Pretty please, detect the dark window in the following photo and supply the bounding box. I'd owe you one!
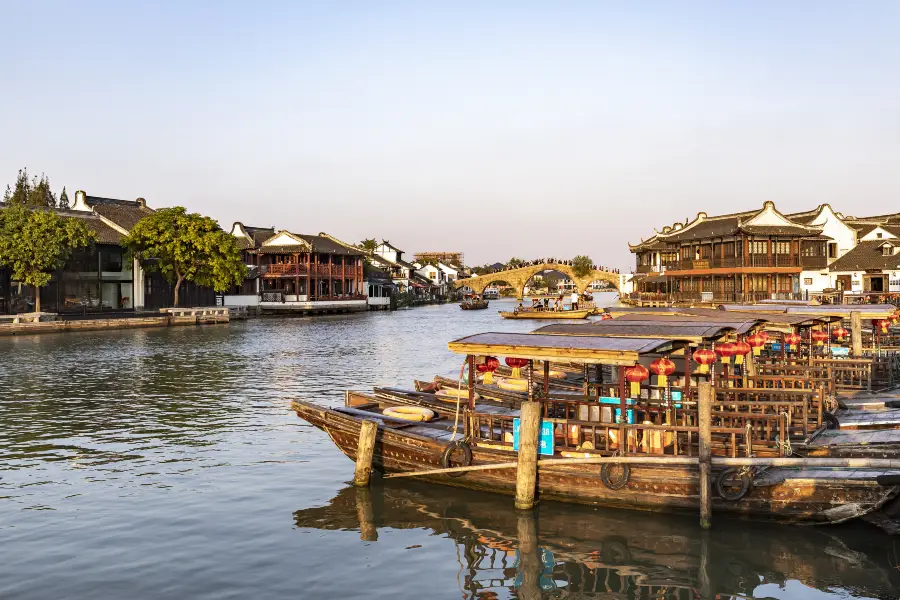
[828,243,837,258]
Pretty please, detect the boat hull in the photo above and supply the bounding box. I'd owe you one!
[293,400,899,526]
[499,309,592,320]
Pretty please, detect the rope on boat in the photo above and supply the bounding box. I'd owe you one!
[778,411,794,457]
[450,358,467,442]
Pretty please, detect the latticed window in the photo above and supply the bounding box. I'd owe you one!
[749,241,768,255]
[774,241,791,255]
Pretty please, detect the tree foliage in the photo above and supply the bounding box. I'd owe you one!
[358,238,377,254]
[0,203,97,312]
[58,187,70,209]
[571,255,594,278]
[2,168,57,208]
[507,257,525,268]
[122,207,247,307]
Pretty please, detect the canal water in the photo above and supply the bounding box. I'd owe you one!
[1,294,897,599]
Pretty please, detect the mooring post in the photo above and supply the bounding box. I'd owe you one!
[355,486,378,541]
[515,509,541,600]
[354,419,378,487]
[851,311,862,358]
[515,400,542,510]
[698,382,713,529]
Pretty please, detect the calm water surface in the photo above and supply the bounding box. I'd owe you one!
[1,295,898,600]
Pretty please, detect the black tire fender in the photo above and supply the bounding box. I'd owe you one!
[716,468,752,501]
[823,412,839,430]
[441,441,473,477]
[600,463,630,490]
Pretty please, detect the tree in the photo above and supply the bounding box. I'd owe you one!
[2,168,57,208]
[358,238,378,254]
[507,257,525,268]
[122,207,247,307]
[0,203,97,312]
[58,187,70,209]
[572,255,594,278]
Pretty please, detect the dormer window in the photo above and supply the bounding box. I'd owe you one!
[883,243,893,256]
[877,232,883,239]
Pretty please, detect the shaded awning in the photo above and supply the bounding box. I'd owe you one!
[448,333,690,366]
[532,322,737,344]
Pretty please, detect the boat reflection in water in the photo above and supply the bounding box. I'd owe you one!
[294,482,900,599]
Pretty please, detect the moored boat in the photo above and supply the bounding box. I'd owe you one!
[499,308,592,320]
[460,294,489,310]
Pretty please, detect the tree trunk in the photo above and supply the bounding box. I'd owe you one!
[174,274,184,308]
[34,285,41,313]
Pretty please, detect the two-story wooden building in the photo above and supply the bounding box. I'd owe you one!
[630,201,831,303]
[229,224,366,313]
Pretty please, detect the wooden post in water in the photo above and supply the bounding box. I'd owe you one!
[515,400,542,510]
[851,311,863,358]
[354,419,378,487]
[698,382,713,529]
[355,486,378,541]
[515,510,541,600]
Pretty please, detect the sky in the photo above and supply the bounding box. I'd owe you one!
[2,1,900,268]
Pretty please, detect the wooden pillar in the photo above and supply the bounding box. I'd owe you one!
[851,311,863,357]
[353,420,378,487]
[342,256,346,298]
[684,348,692,400]
[698,382,713,529]
[515,400,542,510]
[306,252,311,300]
[543,361,550,397]
[467,354,476,411]
[618,365,627,453]
[293,253,299,299]
[527,359,535,402]
[583,364,589,395]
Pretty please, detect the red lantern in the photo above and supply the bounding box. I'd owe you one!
[891,313,899,325]
[625,363,649,397]
[692,348,717,375]
[877,319,890,334]
[505,357,529,378]
[715,342,737,365]
[600,312,613,320]
[832,326,849,343]
[481,356,500,384]
[746,332,766,356]
[732,340,751,365]
[810,330,829,347]
[784,332,801,351]
[649,357,676,387]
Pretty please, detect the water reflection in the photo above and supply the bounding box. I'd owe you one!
[295,481,900,599]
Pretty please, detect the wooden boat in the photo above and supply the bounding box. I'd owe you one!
[293,331,900,529]
[460,294,489,310]
[499,308,592,320]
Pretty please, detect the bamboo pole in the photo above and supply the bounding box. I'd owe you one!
[383,455,900,479]
[353,419,379,487]
[698,382,713,529]
[515,400,542,510]
[851,311,863,358]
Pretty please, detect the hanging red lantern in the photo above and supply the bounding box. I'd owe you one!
[732,340,751,365]
[505,357,529,378]
[810,330,829,347]
[600,312,613,320]
[891,313,899,325]
[746,332,767,356]
[877,319,890,334]
[715,342,737,365]
[692,348,717,375]
[481,356,500,384]
[832,326,849,343]
[784,332,801,351]
[649,357,676,387]
[625,363,649,397]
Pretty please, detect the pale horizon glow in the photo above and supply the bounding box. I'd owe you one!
[2,1,899,267]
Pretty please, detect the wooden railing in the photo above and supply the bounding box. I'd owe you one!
[712,386,822,440]
[261,263,362,277]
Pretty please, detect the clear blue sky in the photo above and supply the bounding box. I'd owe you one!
[2,1,899,267]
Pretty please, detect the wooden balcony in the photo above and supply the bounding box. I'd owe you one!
[261,264,362,278]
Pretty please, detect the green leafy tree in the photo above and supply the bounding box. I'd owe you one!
[572,255,594,278]
[0,203,97,312]
[507,257,525,268]
[58,187,70,209]
[358,238,378,255]
[123,207,247,307]
[3,168,57,208]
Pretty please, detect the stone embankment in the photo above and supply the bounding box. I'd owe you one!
[0,307,231,337]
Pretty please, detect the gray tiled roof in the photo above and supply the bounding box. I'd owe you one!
[828,240,900,272]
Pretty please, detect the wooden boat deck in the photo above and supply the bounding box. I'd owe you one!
[836,408,900,429]
[809,429,900,447]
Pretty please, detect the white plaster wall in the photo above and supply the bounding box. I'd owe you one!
[809,205,858,261]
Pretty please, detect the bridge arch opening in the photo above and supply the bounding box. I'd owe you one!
[522,269,572,298]
[477,280,514,297]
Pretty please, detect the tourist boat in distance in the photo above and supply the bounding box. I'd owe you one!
[482,287,500,300]
[499,307,593,320]
[292,330,900,530]
[459,294,489,310]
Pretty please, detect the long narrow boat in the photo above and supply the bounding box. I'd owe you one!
[499,308,592,320]
[293,332,900,529]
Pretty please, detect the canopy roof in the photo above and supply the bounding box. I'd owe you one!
[719,303,896,320]
[532,322,738,343]
[610,313,761,334]
[448,333,688,366]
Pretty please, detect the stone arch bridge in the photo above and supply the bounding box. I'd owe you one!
[454,263,621,300]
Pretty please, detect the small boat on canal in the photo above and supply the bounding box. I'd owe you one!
[459,294,489,310]
[293,323,900,530]
[499,307,593,320]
